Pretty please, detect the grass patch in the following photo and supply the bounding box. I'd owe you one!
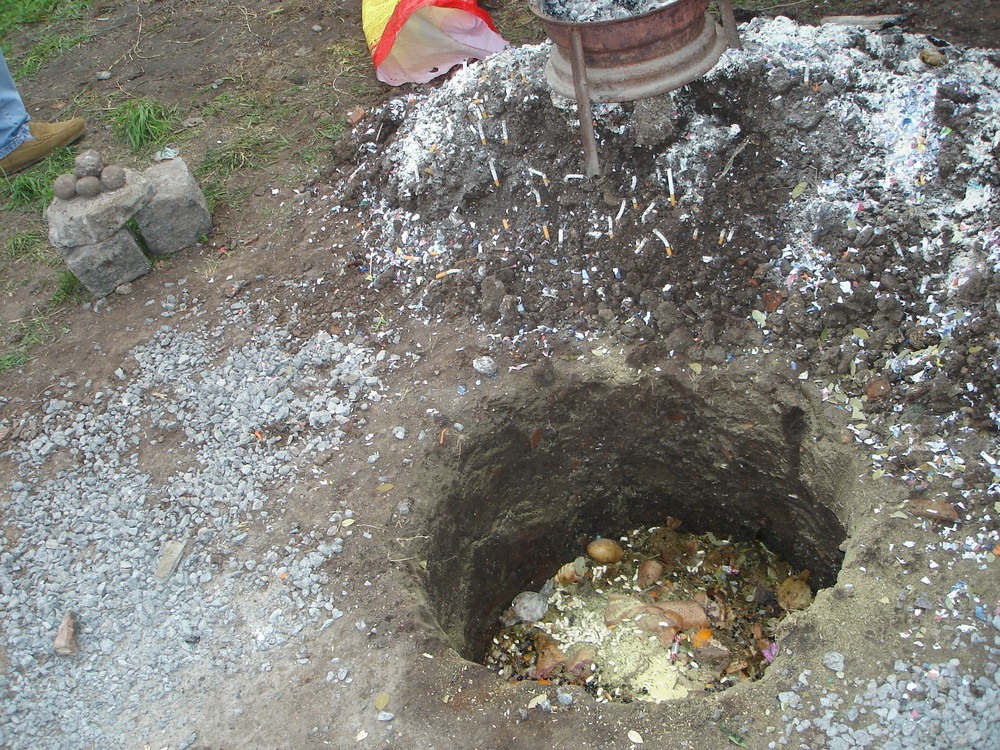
[0,0,93,40]
[202,88,297,128]
[194,130,289,209]
[4,228,47,262]
[0,313,50,377]
[48,268,83,305]
[0,146,76,210]
[111,98,179,151]
[11,32,89,79]
[0,267,86,377]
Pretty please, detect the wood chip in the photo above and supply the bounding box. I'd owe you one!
[907,499,959,523]
[53,611,78,655]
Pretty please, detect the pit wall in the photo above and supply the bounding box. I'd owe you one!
[417,352,873,660]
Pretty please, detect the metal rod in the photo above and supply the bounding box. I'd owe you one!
[718,0,742,50]
[567,27,600,179]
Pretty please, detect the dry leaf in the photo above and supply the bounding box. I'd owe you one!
[376,483,394,492]
[341,518,356,527]
[374,693,389,711]
[628,729,644,744]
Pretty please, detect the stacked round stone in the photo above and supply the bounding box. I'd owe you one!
[53,150,127,200]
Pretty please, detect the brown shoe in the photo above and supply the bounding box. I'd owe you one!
[0,117,86,176]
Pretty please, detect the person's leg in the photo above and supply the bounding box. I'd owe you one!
[0,50,32,160]
[0,49,85,175]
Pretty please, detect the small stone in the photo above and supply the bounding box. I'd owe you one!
[115,282,133,295]
[311,24,323,32]
[100,165,126,191]
[74,149,104,178]
[823,651,846,673]
[392,426,406,440]
[512,591,549,623]
[346,107,366,127]
[153,539,186,581]
[473,355,498,376]
[76,175,102,198]
[919,47,947,67]
[53,173,78,200]
[864,376,890,401]
[96,70,111,80]
[376,711,394,722]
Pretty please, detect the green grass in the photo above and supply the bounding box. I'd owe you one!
[0,313,49,377]
[0,0,93,40]
[0,146,76,210]
[111,98,179,151]
[11,32,89,78]
[49,268,83,305]
[2,227,55,265]
[194,130,287,211]
[0,267,87,376]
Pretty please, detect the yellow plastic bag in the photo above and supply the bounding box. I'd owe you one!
[363,0,507,85]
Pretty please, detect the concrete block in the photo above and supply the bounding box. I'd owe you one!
[61,229,151,297]
[46,169,153,249]
[133,158,212,257]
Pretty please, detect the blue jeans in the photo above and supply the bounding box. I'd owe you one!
[0,50,31,160]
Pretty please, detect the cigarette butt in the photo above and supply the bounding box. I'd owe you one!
[435,271,449,279]
[670,193,677,207]
[666,244,672,258]
[542,225,550,240]
[493,178,501,187]
[502,218,510,230]
[719,230,726,245]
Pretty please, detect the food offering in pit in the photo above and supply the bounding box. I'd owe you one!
[486,517,815,703]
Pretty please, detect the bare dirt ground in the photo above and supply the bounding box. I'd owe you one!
[0,2,996,398]
[1,1,998,749]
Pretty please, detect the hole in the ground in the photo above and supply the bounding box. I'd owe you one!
[420,368,853,691]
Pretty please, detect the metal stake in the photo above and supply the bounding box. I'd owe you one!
[718,0,742,50]
[567,27,600,178]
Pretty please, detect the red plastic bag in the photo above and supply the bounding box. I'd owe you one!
[363,0,508,85]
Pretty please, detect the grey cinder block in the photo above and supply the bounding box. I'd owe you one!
[46,169,153,249]
[133,158,212,257]
[60,228,152,298]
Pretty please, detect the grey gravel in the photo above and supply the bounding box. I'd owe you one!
[0,301,386,748]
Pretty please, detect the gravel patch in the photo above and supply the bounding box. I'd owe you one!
[0,287,386,748]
